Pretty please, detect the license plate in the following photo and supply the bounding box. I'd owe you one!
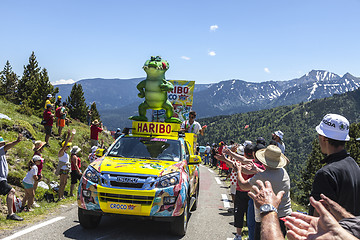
[107,202,141,213]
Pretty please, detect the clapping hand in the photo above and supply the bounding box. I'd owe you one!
[248,180,284,209]
[285,197,356,240]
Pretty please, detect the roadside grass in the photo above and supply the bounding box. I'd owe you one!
[0,98,114,228]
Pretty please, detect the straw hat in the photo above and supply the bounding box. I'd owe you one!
[92,119,99,125]
[33,141,46,151]
[70,146,81,154]
[255,145,289,169]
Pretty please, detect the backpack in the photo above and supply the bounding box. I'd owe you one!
[55,107,62,118]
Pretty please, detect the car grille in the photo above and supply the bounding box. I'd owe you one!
[99,192,154,205]
[100,172,158,190]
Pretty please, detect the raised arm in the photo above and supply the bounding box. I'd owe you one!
[58,129,75,157]
[223,147,252,164]
[4,133,23,152]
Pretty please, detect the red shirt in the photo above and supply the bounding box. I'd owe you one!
[90,125,103,140]
[43,109,53,126]
[71,155,81,171]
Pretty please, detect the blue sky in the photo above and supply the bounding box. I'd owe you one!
[1,0,360,84]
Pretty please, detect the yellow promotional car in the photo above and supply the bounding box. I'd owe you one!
[77,121,201,236]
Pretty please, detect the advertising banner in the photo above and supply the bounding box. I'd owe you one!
[152,80,195,122]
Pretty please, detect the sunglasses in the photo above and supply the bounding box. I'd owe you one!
[189,115,196,119]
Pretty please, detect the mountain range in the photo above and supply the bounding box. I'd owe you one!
[55,70,360,129]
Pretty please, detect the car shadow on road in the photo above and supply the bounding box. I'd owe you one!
[63,215,187,240]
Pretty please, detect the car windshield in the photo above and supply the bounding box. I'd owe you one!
[108,137,181,161]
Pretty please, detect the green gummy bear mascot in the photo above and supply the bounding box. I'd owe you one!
[129,56,181,123]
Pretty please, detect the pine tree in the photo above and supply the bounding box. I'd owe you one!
[29,68,58,110]
[90,102,101,122]
[67,83,88,122]
[296,138,325,206]
[18,52,41,104]
[0,60,18,103]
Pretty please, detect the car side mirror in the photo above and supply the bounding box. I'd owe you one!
[95,148,105,157]
[188,155,201,165]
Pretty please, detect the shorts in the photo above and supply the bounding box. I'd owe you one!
[230,184,236,195]
[58,118,65,128]
[0,180,12,195]
[23,181,34,189]
[234,190,250,228]
[90,139,98,147]
[44,125,52,135]
[71,171,82,184]
[59,169,70,175]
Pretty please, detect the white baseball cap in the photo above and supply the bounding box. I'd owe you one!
[316,114,350,141]
[274,130,284,140]
[47,94,52,98]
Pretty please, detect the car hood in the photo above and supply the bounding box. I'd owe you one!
[91,156,183,176]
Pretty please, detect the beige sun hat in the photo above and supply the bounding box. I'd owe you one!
[255,145,289,169]
[92,119,99,125]
[33,140,46,151]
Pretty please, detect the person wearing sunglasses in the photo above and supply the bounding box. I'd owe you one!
[180,111,206,136]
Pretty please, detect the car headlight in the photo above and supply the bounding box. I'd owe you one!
[157,172,180,188]
[84,166,100,184]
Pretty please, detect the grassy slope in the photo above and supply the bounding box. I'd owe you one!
[0,98,114,229]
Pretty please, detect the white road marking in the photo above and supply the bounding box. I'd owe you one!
[2,216,65,240]
[221,194,231,208]
[215,177,222,185]
[208,168,214,173]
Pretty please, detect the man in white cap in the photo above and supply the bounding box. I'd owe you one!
[311,114,360,216]
[272,130,285,153]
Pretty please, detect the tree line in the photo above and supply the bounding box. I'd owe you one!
[0,52,101,123]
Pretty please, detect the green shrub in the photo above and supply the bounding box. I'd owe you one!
[16,105,34,116]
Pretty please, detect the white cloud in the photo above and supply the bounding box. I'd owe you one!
[52,79,75,85]
[264,68,270,73]
[210,25,219,31]
[208,51,216,56]
[181,56,191,60]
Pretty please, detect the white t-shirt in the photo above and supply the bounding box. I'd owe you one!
[59,152,70,170]
[205,146,211,154]
[249,168,292,222]
[181,120,201,134]
[23,165,38,185]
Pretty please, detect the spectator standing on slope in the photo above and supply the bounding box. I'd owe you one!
[69,146,82,196]
[43,104,54,146]
[310,113,360,216]
[44,94,53,110]
[90,120,103,147]
[56,129,75,200]
[21,155,42,212]
[32,140,46,208]
[54,95,62,109]
[0,134,23,221]
[57,102,68,136]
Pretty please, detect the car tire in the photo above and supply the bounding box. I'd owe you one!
[171,198,189,236]
[190,182,199,211]
[78,207,102,229]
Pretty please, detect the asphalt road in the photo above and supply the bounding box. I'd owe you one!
[1,165,236,240]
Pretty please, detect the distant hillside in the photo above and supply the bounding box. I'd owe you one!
[55,70,360,130]
[197,87,360,194]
